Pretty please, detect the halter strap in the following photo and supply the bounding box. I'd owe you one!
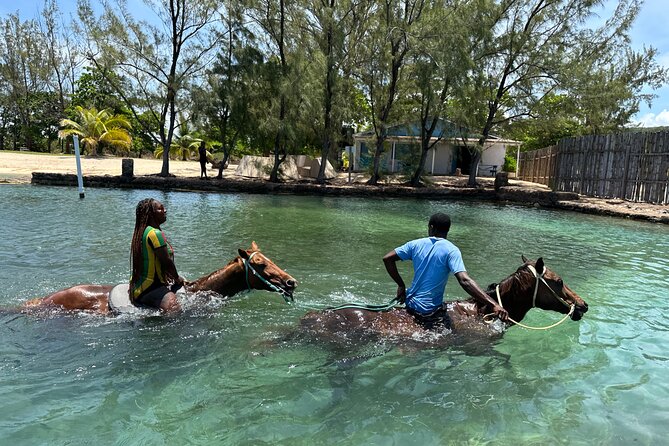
[491,264,574,330]
[243,252,293,303]
[525,264,573,309]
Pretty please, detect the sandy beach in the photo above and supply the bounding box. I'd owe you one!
[0,151,218,182]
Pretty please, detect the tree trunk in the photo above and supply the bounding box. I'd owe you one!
[410,142,430,187]
[367,136,384,185]
[467,149,482,186]
[317,9,336,185]
[160,140,171,176]
[270,0,287,183]
[217,151,230,179]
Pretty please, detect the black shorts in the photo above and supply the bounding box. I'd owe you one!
[407,304,452,330]
[134,284,170,309]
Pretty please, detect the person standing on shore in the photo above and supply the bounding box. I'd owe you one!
[383,212,508,330]
[198,141,208,179]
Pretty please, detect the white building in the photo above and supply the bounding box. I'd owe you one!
[351,119,519,176]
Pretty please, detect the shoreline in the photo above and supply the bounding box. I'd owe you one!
[1,151,667,224]
[30,172,669,224]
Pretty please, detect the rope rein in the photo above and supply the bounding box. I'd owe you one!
[243,252,293,303]
[324,297,404,312]
[487,264,575,331]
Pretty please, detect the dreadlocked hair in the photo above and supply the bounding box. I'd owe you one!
[130,198,157,285]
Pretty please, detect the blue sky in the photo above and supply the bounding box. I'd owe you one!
[2,0,669,126]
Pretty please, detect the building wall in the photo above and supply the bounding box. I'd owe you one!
[353,139,507,176]
[430,143,454,175]
[480,143,506,167]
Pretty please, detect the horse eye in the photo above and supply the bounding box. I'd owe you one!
[558,279,564,287]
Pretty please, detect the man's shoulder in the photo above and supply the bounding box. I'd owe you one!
[433,237,461,253]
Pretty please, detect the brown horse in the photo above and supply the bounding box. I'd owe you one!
[20,242,297,315]
[299,257,587,343]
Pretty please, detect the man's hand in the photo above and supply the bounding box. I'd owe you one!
[396,285,406,304]
[383,250,406,304]
[493,304,508,322]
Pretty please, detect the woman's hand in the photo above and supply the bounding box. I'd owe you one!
[170,276,186,293]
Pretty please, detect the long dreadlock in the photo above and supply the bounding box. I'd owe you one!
[130,198,157,285]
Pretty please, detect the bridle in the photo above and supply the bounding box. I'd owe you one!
[243,252,293,303]
[491,264,575,330]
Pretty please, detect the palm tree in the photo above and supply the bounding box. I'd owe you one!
[154,133,202,161]
[59,106,132,156]
[153,117,206,160]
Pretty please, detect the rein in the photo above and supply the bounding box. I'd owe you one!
[324,297,404,312]
[243,252,293,303]
[490,264,574,330]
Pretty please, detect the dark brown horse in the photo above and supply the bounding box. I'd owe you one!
[20,242,297,315]
[299,257,587,343]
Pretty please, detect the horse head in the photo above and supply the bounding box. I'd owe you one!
[238,241,298,301]
[517,255,588,321]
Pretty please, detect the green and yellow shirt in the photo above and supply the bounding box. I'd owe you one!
[130,226,174,301]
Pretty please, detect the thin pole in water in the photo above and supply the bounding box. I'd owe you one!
[73,135,85,199]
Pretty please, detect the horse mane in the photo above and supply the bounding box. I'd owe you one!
[485,264,535,304]
[189,255,243,286]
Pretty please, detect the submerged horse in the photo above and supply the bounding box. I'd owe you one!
[299,257,587,343]
[20,242,297,315]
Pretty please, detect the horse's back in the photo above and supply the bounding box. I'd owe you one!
[22,284,113,314]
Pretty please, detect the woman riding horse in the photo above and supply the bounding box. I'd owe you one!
[129,198,184,313]
[21,242,297,315]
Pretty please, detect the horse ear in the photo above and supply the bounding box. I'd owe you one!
[251,241,259,251]
[521,255,529,263]
[238,248,249,260]
[536,257,545,275]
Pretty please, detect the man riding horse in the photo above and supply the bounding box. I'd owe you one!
[383,213,508,331]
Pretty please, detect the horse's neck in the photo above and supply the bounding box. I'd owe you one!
[485,271,535,322]
[187,260,247,297]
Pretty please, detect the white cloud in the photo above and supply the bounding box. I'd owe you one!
[635,110,669,127]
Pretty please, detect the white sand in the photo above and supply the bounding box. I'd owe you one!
[0,151,225,183]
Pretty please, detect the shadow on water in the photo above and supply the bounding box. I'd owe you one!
[254,321,515,421]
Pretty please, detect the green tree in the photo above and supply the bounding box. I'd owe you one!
[247,0,305,182]
[38,0,80,115]
[192,1,257,179]
[58,106,132,155]
[504,93,585,151]
[301,0,371,183]
[0,13,49,150]
[405,0,474,186]
[154,117,202,160]
[356,0,426,185]
[457,0,667,186]
[70,67,127,113]
[562,1,667,134]
[79,0,221,176]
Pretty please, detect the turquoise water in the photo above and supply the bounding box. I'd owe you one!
[1,184,668,445]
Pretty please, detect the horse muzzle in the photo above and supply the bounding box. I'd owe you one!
[274,278,297,301]
[570,302,588,321]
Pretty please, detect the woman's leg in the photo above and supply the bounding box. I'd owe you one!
[160,292,181,313]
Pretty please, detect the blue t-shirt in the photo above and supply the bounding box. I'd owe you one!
[395,237,466,315]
